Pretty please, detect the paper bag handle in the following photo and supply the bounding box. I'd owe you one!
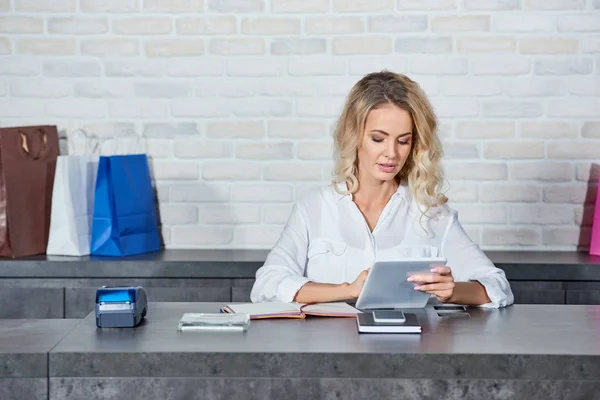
[68,128,100,155]
[19,129,47,160]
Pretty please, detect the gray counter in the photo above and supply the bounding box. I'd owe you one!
[47,302,600,400]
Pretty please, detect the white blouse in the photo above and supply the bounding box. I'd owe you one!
[251,183,514,308]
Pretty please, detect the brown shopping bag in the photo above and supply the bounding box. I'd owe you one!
[0,126,59,257]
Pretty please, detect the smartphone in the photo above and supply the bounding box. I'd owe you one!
[372,310,406,323]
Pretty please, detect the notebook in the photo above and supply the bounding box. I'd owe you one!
[221,302,360,320]
[356,312,421,334]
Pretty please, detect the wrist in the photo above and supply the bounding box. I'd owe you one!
[339,282,353,299]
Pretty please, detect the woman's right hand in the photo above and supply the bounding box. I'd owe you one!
[348,269,369,299]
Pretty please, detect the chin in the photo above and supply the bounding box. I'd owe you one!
[373,170,399,182]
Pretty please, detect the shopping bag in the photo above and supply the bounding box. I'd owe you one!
[0,125,59,257]
[46,130,100,256]
[90,133,160,257]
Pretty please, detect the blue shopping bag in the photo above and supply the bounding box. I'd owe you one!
[90,154,160,256]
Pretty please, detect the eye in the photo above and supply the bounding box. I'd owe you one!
[398,140,410,145]
[371,136,384,143]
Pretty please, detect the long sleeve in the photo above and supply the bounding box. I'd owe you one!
[441,211,514,308]
[250,202,311,303]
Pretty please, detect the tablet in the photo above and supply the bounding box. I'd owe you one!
[355,258,446,310]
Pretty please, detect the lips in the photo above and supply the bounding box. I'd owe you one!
[377,163,397,173]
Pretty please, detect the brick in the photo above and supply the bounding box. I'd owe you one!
[173,227,233,246]
[473,57,530,75]
[105,59,165,77]
[48,17,108,34]
[151,161,199,180]
[196,79,258,97]
[46,100,106,118]
[235,226,283,247]
[158,205,198,225]
[135,82,191,98]
[506,79,566,97]
[315,77,357,96]
[456,122,515,139]
[525,0,584,9]
[510,205,573,225]
[236,142,293,160]
[166,59,223,77]
[297,98,343,117]
[272,0,328,12]
[306,17,363,34]
[349,56,409,75]
[0,80,6,96]
[15,0,75,11]
[0,37,8,54]
[0,0,8,11]
[369,16,427,32]
[17,38,75,55]
[0,17,43,33]
[171,99,229,118]
[233,184,293,202]
[113,18,172,35]
[81,0,137,12]
[208,0,263,12]
[82,122,136,139]
[445,162,507,180]
[210,38,264,55]
[395,37,452,53]
[581,37,600,53]
[260,79,315,96]
[232,99,292,117]
[441,77,501,96]
[297,142,333,160]
[289,57,346,76]
[521,39,577,54]
[576,163,600,182]
[333,0,393,12]
[176,17,236,35]
[198,205,261,224]
[453,205,507,224]
[582,122,600,138]
[263,205,293,224]
[432,98,479,117]
[548,99,600,117]
[207,121,264,138]
[242,18,300,35]
[544,184,596,204]
[81,39,139,56]
[484,141,544,159]
[548,142,600,159]
[535,58,593,76]
[569,77,600,96]
[271,39,326,55]
[494,15,556,32]
[264,163,322,181]
[431,16,489,32]
[0,99,44,117]
[464,0,519,9]
[520,122,577,139]
[446,182,478,202]
[145,139,173,158]
[11,79,70,98]
[543,227,590,247]
[227,58,283,76]
[482,101,543,118]
[109,100,168,118]
[333,37,391,55]
[397,0,456,9]
[143,122,200,140]
[442,142,480,159]
[480,183,540,202]
[145,39,204,57]
[457,37,516,53]
[175,140,231,158]
[410,57,467,75]
[143,0,204,12]
[170,183,230,202]
[268,121,325,138]
[511,162,573,182]
[482,228,540,246]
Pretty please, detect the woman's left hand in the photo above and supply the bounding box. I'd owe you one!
[408,266,455,303]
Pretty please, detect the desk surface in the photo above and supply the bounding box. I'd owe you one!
[47,302,600,380]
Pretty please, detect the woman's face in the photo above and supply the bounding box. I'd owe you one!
[357,103,413,185]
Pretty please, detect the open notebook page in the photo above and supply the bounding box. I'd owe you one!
[223,302,304,318]
[302,302,360,316]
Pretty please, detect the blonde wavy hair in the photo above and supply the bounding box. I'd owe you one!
[332,71,448,217]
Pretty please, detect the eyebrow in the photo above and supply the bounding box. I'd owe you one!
[370,129,412,138]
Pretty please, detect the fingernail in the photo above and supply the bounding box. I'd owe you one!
[407,277,414,282]
[430,268,436,272]
[414,286,421,290]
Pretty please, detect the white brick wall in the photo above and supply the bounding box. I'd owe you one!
[0,0,599,250]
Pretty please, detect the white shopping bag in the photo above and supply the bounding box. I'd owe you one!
[46,130,100,256]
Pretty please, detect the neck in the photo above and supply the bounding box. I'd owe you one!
[353,178,398,208]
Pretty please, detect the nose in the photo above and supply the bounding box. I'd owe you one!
[385,140,397,160]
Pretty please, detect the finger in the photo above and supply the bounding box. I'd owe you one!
[414,283,454,292]
[430,266,452,275]
[408,274,452,284]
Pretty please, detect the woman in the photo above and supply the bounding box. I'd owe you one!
[251,71,513,308]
